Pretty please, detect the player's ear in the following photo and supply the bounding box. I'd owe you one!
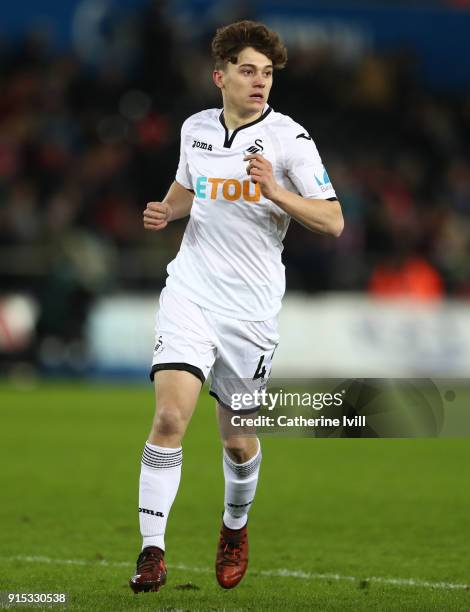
[213,70,224,90]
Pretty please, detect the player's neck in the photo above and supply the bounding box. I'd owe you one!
[222,105,264,131]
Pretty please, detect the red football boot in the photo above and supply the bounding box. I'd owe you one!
[129,546,167,593]
[215,520,249,589]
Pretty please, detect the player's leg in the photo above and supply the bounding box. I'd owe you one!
[130,287,215,593]
[211,314,279,589]
[214,404,262,588]
[130,370,202,594]
[217,405,261,529]
[139,370,202,550]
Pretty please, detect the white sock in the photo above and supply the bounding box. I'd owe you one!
[223,440,262,530]
[139,441,182,551]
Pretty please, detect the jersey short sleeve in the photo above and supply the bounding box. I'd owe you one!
[175,118,193,190]
[284,123,337,200]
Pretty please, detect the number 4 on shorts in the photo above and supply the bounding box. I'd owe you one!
[253,355,267,380]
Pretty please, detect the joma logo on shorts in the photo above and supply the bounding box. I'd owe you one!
[195,176,261,202]
[192,140,213,151]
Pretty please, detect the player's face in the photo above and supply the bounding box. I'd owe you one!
[214,47,273,118]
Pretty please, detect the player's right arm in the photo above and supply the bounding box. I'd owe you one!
[143,181,194,231]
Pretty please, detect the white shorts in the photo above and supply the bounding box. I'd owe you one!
[150,287,279,412]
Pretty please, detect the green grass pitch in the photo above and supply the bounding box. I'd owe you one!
[1,382,469,611]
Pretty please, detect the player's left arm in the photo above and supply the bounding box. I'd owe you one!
[245,154,344,237]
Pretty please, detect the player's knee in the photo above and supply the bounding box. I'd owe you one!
[223,438,254,463]
[152,405,186,438]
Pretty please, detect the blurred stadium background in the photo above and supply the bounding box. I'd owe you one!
[1,0,470,380]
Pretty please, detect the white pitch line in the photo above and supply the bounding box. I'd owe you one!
[0,556,468,592]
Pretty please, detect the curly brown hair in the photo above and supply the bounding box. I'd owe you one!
[211,20,287,70]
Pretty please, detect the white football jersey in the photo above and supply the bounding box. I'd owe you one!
[166,106,337,320]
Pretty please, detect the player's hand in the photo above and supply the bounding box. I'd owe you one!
[143,201,172,231]
[244,154,279,201]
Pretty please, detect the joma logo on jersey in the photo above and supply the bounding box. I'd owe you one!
[195,176,261,202]
[192,139,213,151]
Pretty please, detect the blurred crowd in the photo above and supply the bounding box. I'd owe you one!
[275,46,470,298]
[1,2,470,353]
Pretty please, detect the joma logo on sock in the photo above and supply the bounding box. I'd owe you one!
[227,500,253,508]
[139,507,164,517]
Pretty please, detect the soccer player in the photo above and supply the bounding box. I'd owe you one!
[129,20,343,593]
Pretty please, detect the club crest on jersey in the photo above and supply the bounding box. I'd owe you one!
[196,176,260,202]
[192,139,213,151]
[244,139,264,156]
